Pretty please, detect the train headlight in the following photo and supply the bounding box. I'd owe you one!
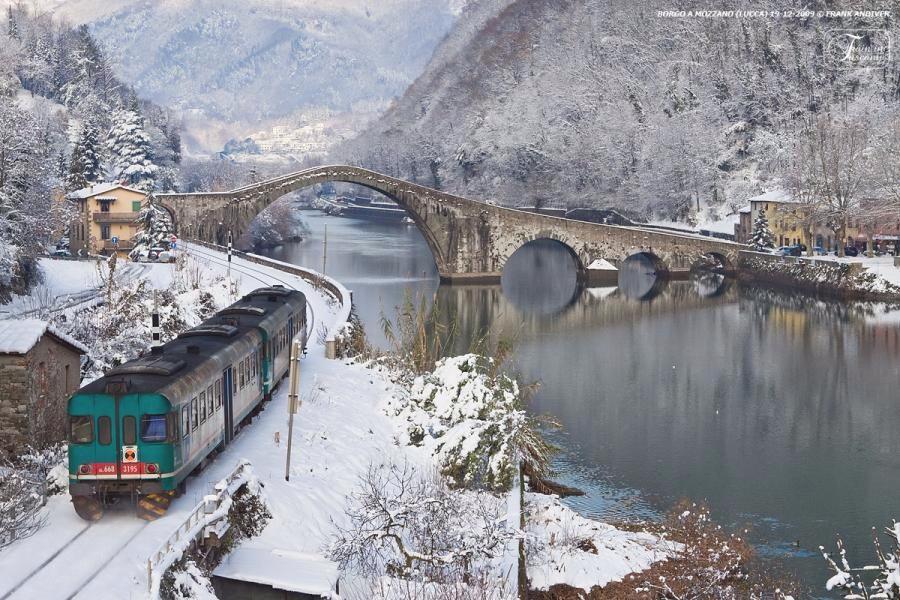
[146,464,158,474]
[78,464,91,475]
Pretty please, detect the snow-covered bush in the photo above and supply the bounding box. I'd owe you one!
[331,461,514,585]
[0,444,66,549]
[821,523,900,599]
[54,256,235,380]
[387,354,550,492]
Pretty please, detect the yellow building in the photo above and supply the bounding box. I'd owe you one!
[745,190,858,251]
[66,183,147,257]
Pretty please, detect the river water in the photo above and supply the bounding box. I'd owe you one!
[263,211,900,594]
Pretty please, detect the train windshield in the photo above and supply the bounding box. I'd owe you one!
[140,414,168,442]
[70,416,93,444]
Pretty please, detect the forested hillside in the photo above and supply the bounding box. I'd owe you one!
[33,0,466,152]
[339,0,899,225]
[0,6,181,299]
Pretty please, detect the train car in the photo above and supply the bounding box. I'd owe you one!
[67,286,307,520]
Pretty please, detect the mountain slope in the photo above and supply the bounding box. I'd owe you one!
[26,0,465,152]
[340,0,899,223]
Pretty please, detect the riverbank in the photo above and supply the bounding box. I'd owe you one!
[738,250,900,301]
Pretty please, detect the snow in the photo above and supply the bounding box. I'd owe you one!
[526,493,672,591]
[0,318,88,354]
[587,258,617,271]
[213,547,339,595]
[65,182,142,200]
[747,189,794,204]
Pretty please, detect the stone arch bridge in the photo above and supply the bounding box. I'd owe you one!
[158,165,742,283]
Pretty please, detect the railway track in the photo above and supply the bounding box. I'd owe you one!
[1,518,149,600]
[0,244,324,599]
[181,242,316,335]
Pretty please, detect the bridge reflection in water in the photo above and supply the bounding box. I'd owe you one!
[262,211,900,589]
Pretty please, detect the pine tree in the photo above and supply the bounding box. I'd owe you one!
[107,108,158,191]
[129,197,173,260]
[750,210,775,252]
[67,121,103,191]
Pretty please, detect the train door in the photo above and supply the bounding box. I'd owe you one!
[118,395,141,480]
[223,367,234,443]
[90,393,119,480]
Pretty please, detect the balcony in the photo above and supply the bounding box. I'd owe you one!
[102,240,134,251]
[93,211,139,224]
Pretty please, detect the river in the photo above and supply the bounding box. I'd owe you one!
[262,211,900,594]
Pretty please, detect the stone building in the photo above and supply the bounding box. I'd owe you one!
[66,183,148,257]
[0,319,87,456]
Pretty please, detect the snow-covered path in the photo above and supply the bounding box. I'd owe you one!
[0,244,404,600]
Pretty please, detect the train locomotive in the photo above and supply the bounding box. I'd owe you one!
[67,286,307,520]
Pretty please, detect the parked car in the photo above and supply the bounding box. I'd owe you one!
[51,247,70,257]
[776,245,803,257]
[843,246,859,257]
[813,246,827,255]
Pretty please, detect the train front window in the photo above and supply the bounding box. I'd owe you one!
[140,414,168,442]
[70,416,93,444]
[97,416,111,445]
[122,416,136,445]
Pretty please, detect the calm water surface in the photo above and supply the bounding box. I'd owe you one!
[264,211,900,595]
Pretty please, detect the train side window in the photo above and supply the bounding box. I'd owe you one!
[245,356,251,380]
[182,405,190,438]
[70,416,93,444]
[97,416,111,445]
[207,385,214,416]
[140,414,167,442]
[215,379,222,410]
[239,361,245,388]
[122,416,136,445]
[191,397,199,431]
[200,391,207,423]
[232,366,238,394]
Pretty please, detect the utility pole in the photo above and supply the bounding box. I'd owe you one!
[227,230,233,279]
[150,292,161,348]
[322,224,327,277]
[284,340,301,481]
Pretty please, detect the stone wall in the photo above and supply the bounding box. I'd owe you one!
[737,250,900,300]
[0,336,82,456]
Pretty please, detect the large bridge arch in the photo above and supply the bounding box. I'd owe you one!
[158,165,745,283]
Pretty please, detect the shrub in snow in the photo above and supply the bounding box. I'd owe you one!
[164,561,217,600]
[388,354,550,492]
[821,523,899,599]
[331,461,513,585]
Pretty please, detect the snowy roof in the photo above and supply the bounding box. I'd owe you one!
[747,189,795,204]
[739,206,751,214]
[66,182,145,200]
[213,547,338,595]
[0,319,88,355]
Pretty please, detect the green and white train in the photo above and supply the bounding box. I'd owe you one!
[67,286,307,520]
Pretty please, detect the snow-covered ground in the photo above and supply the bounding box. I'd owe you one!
[0,245,671,599]
[806,254,900,289]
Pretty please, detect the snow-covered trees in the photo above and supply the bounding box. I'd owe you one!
[750,211,774,252]
[0,445,66,550]
[388,354,551,492]
[331,461,513,589]
[107,108,158,191]
[339,1,900,224]
[130,198,173,260]
[66,120,102,191]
